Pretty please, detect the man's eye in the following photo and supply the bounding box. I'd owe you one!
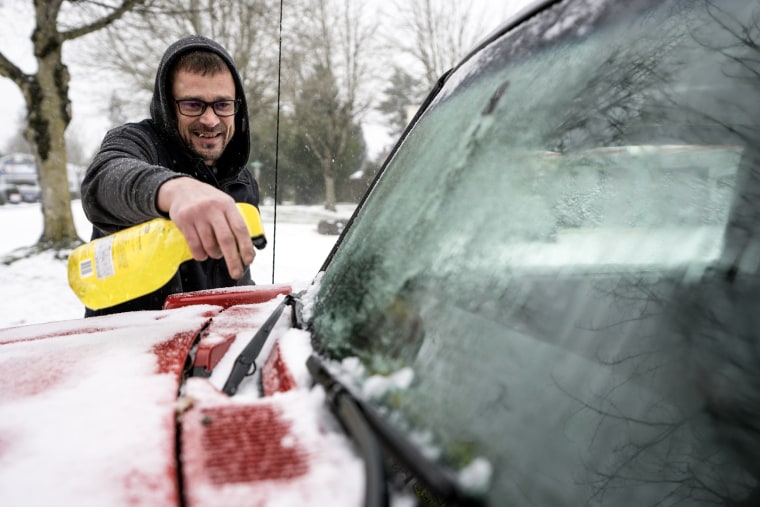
[215,102,233,113]
[183,101,203,111]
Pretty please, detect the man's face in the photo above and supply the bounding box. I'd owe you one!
[172,67,236,166]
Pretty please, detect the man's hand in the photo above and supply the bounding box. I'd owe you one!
[157,177,255,279]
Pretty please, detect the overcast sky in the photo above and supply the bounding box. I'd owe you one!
[0,0,536,158]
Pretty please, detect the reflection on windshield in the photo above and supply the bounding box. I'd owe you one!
[311,0,760,504]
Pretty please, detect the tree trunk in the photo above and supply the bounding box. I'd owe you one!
[24,46,79,248]
[0,0,152,252]
[322,159,337,211]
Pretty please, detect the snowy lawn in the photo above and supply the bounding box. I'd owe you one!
[0,200,352,328]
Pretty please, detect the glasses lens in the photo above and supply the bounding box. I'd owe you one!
[178,100,205,116]
[212,100,238,117]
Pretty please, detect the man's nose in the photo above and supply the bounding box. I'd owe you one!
[198,106,220,126]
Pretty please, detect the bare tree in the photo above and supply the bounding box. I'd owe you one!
[0,0,148,250]
[83,0,281,127]
[284,0,378,210]
[387,0,486,88]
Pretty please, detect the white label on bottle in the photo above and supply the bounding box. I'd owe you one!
[95,237,115,280]
[79,259,93,278]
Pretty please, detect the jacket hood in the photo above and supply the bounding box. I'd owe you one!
[150,35,250,173]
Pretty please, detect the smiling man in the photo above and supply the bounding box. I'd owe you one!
[80,36,260,316]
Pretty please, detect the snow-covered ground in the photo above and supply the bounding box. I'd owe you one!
[0,200,353,328]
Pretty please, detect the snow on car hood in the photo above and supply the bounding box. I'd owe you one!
[0,305,217,506]
[0,294,366,507]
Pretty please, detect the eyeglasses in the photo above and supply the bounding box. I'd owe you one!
[175,99,240,117]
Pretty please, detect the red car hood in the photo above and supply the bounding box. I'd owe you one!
[0,286,363,507]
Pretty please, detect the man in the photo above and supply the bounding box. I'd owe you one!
[81,35,259,316]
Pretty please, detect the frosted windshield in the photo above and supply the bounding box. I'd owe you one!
[311,0,760,505]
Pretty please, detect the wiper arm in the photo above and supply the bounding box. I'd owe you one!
[307,354,484,507]
[308,354,388,507]
[222,294,294,396]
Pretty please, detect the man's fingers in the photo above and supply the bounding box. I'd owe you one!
[192,220,221,259]
[173,218,208,262]
[215,227,243,279]
[217,208,255,279]
[228,208,255,265]
[164,184,256,280]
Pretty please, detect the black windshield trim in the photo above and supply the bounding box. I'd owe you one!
[307,354,484,507]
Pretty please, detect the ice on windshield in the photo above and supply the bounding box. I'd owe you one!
[310,0,760,504]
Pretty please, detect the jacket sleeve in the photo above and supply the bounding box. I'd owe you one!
[81,122,183,234]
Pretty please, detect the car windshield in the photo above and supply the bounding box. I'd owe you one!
[310,0,760,504]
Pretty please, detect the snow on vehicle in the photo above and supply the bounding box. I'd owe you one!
[3,0,760,505]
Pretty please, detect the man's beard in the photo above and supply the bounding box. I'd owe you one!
[184,125,228,164]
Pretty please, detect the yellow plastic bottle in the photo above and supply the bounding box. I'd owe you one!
[68,203,267,310]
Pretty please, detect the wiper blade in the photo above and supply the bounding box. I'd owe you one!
[306,354,484,507]
[222,294,294,396]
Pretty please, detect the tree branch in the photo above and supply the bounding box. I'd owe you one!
[0,52,30,85]
[59,0,148,42]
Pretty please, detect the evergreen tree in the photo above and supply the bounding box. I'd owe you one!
[378,67,424,137]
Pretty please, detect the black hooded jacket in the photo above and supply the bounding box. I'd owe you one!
[81,36,260,316]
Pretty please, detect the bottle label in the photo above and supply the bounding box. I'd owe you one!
[78,258,93,278]
[94,236,116,280]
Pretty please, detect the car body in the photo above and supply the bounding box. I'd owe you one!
[0,153,39,204]
[0,154,83,204]
[2,0,760,505]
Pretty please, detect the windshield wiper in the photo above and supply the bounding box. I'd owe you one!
[222,294,294,396]
[306,354,484,507]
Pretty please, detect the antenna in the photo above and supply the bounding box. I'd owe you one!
[271,0,284,284]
